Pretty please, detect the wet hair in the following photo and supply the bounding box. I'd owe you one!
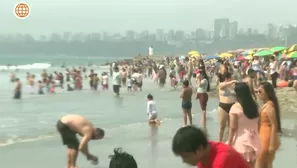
[234,82,259,119]
[147,94,153,100]
[109,148,137,168]
[172,126,208,155]
[259,82,282,133]
[95,128,105,137]
[182,80,189,87]
[200,71,210,92]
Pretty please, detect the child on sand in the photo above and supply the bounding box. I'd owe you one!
[146,94,160,123]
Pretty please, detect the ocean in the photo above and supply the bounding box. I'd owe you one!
[0,55,296,168]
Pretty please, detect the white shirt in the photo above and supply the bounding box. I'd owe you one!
[112,72,121,85]
[269,61,278,74]
[132,73,139,81]
[147,100,157,115]
[127,78,132,87]
[102,75,108,85]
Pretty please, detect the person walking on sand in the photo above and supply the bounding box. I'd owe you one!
[255,82,281,168]
[218,72,237,142]
[180,80,193,126]
[227,82,261,167]
[56,114,105,168]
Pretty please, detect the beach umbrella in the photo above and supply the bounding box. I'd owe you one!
[286,51,297,59]
[242,50,255,56]
[254,50,273,57]
[191,53,200,57]
[236,56,246,61]
[286,44,297,53]
[270,46,286,53]
[245,55,253,60]
[205,55,219,60]
[219,52,233,58]
[188,50,199,55]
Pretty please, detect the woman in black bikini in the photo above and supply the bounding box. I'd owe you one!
[218,72,237,142]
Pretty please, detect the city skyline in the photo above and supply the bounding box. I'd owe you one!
[1,19,295,43]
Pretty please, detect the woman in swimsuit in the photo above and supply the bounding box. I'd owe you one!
[218,72,237,142]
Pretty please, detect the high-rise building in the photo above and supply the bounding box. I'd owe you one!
[167,29,175,41]
[229,21,238,39]
[156,29,166,41]
[214,18,229,39]
[175,30,185,41]
[195,28,207,41]
[267,23,277,39]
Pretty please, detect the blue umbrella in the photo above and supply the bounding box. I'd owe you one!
[205,55,219,60]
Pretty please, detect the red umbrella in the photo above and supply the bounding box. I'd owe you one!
[237,56,246,61]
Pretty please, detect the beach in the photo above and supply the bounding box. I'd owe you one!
[0,56,297,167]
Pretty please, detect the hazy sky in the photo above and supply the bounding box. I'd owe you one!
[0,0,294,35]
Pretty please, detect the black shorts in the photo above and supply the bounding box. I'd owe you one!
[113,85,120,94]
[182,101,192,110]
[56,120,79,150]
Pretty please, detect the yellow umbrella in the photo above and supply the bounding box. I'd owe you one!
[188,50,199,55]
[246,55,253,60]
[286,44,297,53]
[219,52,233,58]
[191,53,200,57]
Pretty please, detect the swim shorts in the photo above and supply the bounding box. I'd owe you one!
[56,120,79,150]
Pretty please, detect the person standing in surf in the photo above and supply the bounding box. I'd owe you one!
[56,114,105,168]
[112,66,121,96]
[180,80,193,126]
[14,78,22,99]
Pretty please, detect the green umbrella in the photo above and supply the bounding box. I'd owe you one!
[270,46,286,53]
[254,50,273,57]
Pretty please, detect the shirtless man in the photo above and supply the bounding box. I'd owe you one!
[56,115,105,168]
[243,69,257,100]
[180,80,193,126]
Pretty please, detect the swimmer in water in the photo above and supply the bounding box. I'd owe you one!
[56,115,105,168]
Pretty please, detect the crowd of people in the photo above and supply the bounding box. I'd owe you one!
[8,53,296,168]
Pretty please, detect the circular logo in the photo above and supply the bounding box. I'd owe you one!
[14,2,30,19]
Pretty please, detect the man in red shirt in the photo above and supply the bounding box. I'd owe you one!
[172,126,250,168]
